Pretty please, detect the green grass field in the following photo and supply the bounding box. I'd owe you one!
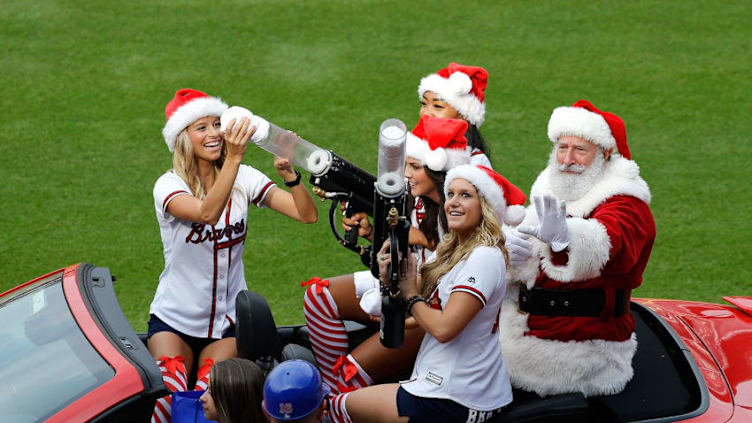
[1,1,750,330]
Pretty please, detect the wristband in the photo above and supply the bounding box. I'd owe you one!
[284,170,302,187]
[406,295,428,315]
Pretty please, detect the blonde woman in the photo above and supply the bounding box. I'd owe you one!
[328,165,522,423]
[149,89,317,423]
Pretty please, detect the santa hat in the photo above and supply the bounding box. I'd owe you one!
[444,165,527,226]
[547,99,630,160]
[418,62,488,127]
[162,88,228,152]
[406,115,471,172]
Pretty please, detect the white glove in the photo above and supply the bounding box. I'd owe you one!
[506,230,533,266]
[517,194,570,252]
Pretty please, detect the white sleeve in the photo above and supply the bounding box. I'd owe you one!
[153,171,192,221]
[449,246,505,307]
[237,165,276,208]
[469,149,493,169]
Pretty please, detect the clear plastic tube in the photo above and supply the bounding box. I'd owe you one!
[376,119,407,197]
[251,117,332,176]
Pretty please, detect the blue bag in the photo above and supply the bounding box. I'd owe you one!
[171,390,217,423]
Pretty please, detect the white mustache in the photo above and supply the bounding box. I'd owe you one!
[555,163,586,173]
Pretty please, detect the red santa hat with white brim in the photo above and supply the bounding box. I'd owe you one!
[406,115,471,172]
[418,62,488,127]
[162,88,228,152]
[547,99,631,160]
[444,164,527,226]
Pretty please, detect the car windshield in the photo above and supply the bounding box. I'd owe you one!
[0,272,115,423]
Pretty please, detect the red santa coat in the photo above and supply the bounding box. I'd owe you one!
[500,156,655,398]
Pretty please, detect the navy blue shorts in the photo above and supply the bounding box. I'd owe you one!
[147,314,236,359]
[396,386,507,423]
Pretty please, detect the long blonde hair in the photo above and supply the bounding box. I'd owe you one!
[419,195,508,298]
[171,129,226,198]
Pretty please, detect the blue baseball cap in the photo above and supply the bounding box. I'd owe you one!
[263,360,329,420]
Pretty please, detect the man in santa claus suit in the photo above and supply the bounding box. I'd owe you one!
[500,100,655,398]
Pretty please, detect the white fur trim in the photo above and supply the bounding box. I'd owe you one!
[162,96,228,152]
[547,106,616,151]
[499,299,637,397]
[406,133,470,171]
[445,165,505,223]
[531,156,651,218]
[406,132,431,163]
[425,148,448,171]
[419,74,486,127]
[448,71,472,94]
[540,218,611,282]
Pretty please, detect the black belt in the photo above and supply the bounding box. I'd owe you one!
[518,285,630,317]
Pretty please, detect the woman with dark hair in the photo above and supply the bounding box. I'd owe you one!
[302,116,471,397]
[199,358,266,423]
[418,62,494,169]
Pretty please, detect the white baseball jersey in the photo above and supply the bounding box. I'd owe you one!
[468,147,492,169]
[150,165,275,339]
[402,246,512,411]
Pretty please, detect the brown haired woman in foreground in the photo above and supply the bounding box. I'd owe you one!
[199,358,266,423]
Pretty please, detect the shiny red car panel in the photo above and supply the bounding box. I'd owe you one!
[722,296,752,317]
[45,265,145,422]
[638,297,752,422]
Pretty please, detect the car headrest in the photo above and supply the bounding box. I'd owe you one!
[235,290,282,363]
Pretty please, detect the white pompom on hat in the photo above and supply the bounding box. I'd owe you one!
[547,99,631,160]
[406,115,471,172]
[445,164,527,226]
[162,88,228,152]
[418,62,488,127]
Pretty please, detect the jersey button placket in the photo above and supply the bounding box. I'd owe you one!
[216,250,228,332]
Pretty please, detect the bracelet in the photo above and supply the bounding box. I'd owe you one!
[284,170,302,187]
[406,295,428,316]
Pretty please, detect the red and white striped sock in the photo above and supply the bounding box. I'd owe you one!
[327,392,353,423]
[194,358,214,391]
[302,277,349,394]
[151,355,188,423]
[332,354,373,394]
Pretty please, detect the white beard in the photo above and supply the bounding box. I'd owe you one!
[547,149,607,201]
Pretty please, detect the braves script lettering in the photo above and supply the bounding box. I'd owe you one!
[185,220,245,244]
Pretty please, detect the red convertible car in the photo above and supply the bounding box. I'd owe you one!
[1,263,751,422]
